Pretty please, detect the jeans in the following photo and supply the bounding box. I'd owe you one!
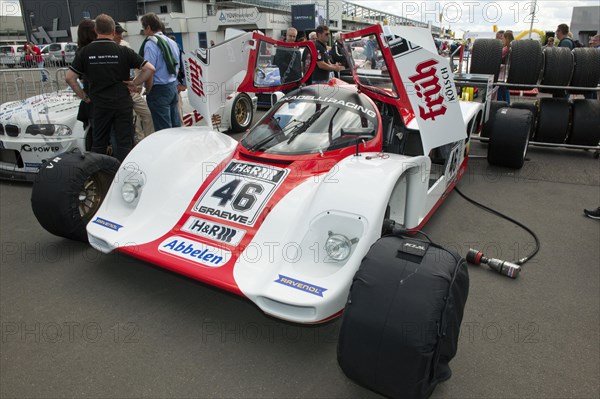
[146,81,181,132]
[497,86,511,105]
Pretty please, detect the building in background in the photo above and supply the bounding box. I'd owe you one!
[570,6,600,45]
[0,16,26,43]
[11,0,440,51]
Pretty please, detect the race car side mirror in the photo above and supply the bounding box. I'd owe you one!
[341,127,375,156]
[341,127,375,138]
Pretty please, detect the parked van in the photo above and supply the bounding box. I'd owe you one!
[48,42,77,66]
[0,44,25,68]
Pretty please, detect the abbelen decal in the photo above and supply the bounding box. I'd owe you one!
[159,236,231,267]
[182,216,246,246]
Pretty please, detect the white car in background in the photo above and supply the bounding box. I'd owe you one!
[0,88,256,181]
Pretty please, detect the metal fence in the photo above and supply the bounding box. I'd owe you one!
[0,68,70,104]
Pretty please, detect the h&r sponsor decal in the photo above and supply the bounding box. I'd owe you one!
[158,236,231,267]
[182,216,245,246]
[274,275,327,297]
[92,217,123,231]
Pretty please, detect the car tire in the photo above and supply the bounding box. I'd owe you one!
[568,100,600,146]
[230,93,254,133]
[480,100,508,138]
[540,47,573,94]
[511,101,538,138]
[569,48,600,95]
[470,39,503,82]
[535,98,570,144]
[507,40,543,89]
[487,107,533,169]
[31,150,120,242]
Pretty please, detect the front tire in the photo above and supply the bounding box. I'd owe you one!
[31,151,120,242]
[230,93,253,133]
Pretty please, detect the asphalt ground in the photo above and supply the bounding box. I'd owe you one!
[1,109,600,398]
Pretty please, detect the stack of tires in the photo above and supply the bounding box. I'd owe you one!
[483,99,600,168]
[470,38,600,93]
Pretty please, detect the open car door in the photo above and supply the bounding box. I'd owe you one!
[342,25,466,155]
[184,32,316,129]
[237,33,316,93]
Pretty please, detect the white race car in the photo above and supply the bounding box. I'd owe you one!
[0,84,256,181]
[31,26,530,323]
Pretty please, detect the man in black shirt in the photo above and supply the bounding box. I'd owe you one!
[310,25,344,84]
[66,14,155,161]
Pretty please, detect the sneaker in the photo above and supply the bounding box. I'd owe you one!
[584,207,600,220]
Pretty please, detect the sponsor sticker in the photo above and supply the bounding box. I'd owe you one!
[92,217,123,231]
[158,236,231,267]
[193,160,289,227]
[274,275,327,297]
[181,216,246,246]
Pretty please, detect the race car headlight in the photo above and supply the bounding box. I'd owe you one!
[121,182,139,203]
[25,124,72,136]
[325,232,357,262]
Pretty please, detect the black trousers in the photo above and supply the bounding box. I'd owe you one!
[91,105,134,162]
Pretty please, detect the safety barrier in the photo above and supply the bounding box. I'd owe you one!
[0,68,70,104]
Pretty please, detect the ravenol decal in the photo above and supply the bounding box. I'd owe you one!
[159,236,231,267]
[274,275,327,297]
[408,59,447,121]
[92,217,123,231]
[181,216,246,246]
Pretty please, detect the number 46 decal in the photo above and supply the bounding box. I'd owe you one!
[212,180,264,212]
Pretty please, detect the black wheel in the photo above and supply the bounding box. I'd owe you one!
[480,100,508,138]
[540,47,573,94]
[511,101,538,138]
[470,39,503,82]
[230,93,253,133]
[569,48,600,94]
[535,98,570,144]
[487,108,533,169]
[506,40,543,89]
[31,150,120,242]
[568,100,600,146]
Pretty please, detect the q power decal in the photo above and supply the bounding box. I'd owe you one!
[158,236,231,267]
[274,275,327,297]
[181,216,246,246]
[193,160,289,226]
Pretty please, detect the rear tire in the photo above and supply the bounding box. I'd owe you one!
[568,100,600,146]
[487,108,533,169]
[31,151,120,242]
[470,39,503,82]
[506,40,543,89]
[535,98,570,144]
[230,93,254,133]
[569,48,600,95]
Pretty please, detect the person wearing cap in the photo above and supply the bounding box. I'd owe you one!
[113,22,155,143]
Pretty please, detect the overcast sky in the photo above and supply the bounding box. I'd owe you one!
[1,0,598,35]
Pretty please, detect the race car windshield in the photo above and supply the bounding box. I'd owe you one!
[242,96,378,155]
